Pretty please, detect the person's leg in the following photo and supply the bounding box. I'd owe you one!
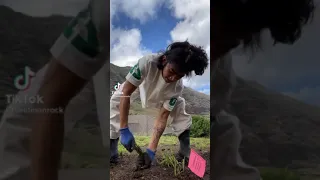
[30,1,109,179]
[109,88,140,163]
[211,110,261,180]
[169,97,192,162]
[109,94,121,164]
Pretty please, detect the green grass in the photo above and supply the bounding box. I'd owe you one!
[118,135,210,154]
[61,129,209,169]
[159,150,185,176]
[62,130,303,180]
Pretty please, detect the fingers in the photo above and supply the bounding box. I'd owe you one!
[142,153,152,169]
[135,154,145,171]
[131,138,136,147]
[135,152,152,171]
[125,145,134,152]
[126,138,135,152]
[140,163,151,169]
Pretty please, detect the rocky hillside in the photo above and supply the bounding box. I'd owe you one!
[232,78,320,170]
[1,5,320,174]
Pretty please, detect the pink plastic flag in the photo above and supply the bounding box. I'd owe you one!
[188,149,206,178]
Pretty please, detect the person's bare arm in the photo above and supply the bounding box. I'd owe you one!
[30,59,88,180]
[148,107,170,151]
[119,81,137,128]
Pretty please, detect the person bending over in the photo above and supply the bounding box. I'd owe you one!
[23,0,314,179]
[109,41,209,169]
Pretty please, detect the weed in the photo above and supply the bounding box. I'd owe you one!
[159,150,185,176]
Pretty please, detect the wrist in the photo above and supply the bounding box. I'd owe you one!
[147,145,157,152]
[146,148,156,160]
[120,123,128,129]
[147,148,156,153]
[120,127,129,134]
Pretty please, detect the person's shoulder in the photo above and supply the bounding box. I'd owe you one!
[141,53,160,62]
[171,79,184,92]
[139,53,161,68]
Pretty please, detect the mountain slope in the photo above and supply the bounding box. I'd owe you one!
[231,78,320,168]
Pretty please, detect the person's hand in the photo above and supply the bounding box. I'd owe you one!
[120,127,135,152]
[135,148,155,170]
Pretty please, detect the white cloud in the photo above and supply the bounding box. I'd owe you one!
[168,0,210,93]
[112,0,165,23]
[168,0,210,51]
[110,0,154,67]
[183,66,210,93]
[2,0,210,93]
[199,88,210,95]
[112,0,211,93]
[110,28,151,67]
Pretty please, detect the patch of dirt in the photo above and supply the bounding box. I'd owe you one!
[110,152,210,180]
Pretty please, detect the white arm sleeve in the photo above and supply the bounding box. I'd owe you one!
[125,56,149,87]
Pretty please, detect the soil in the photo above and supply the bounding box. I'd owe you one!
[110,151,210,180]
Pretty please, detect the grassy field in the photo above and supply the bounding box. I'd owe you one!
[61,129,303,180]
[61,129,209,169]
[117,135,209,154]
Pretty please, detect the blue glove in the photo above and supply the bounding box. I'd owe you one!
[136,148,156,170]
[120,127,135,152]
[146,148,155,161]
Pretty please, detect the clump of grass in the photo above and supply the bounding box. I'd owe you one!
[159,150,185,176]
[259,167,300,180]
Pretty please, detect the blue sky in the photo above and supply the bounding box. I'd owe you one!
[110,0,210,95]
[2,0,319,106]
[112,6,177,52]
[0,0,210,96]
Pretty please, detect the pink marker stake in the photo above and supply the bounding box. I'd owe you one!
[188,149,206,178]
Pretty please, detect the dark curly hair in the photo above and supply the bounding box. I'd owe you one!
[157,41,209,77]
[213,0,315,49]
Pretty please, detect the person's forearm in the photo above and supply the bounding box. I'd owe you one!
[29,59,88,180]
[148,117,167,151]
[119,96,130,128]
[30,106,65,180]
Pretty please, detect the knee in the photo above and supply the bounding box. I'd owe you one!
[172,117,192,137]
